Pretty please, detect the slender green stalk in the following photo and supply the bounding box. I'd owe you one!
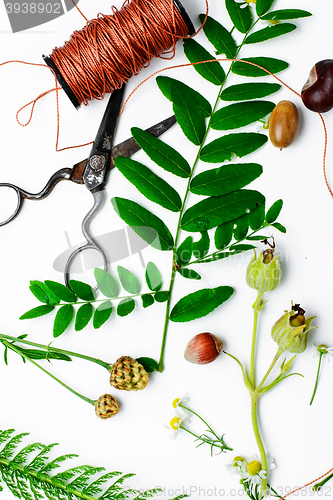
[256,347,283,393]
[313,472,333,491]
[157,18,260,372]
[0,333,111,370]
[309,352,323,405]
[250,291,264,387]
[1,340,95,406]
[251,394,267,499]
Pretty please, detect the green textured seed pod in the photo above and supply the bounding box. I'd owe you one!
[95,394,119,419]
[246,250,281,292]
[110,356,149,391]
[271,310,316,354]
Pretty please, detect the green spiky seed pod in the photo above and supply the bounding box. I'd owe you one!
[95,394,119,419]
[271,305,316,354]
[110,356,149,391]
[246,249,280,292]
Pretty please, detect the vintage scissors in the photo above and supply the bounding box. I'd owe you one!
[0,84,176,286]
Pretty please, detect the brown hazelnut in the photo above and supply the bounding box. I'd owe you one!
[184,332,223,365]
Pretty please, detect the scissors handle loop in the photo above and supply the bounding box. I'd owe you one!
[0,168,73,227]
[64,189,108,288]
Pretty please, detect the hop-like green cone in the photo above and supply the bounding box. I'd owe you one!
[110,356,149,391]
[246,249,281,292]
[271,307,316,354]
[95,394,119,419]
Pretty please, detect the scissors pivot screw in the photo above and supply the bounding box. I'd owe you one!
[90,155,106,172]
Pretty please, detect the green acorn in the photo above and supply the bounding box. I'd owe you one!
[95,394,119,419]
[271,304,316,354]
[246,245,280,293]
[110,356,149,391]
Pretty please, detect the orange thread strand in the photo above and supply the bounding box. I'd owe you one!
[280,466,333,498]
[71,0,88,22]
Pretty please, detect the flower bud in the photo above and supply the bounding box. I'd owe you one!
[246,249,280,292]
[271,305,316,354]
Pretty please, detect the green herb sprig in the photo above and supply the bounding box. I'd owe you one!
[0,429,188,500]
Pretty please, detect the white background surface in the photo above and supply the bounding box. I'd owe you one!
[0,0,333,499]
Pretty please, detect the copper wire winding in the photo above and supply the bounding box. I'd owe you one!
[49,0,189,106]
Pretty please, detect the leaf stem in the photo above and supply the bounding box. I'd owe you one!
[1,340,96,406]
[250,291,264,387]
[0,334,111,370]
[256,347,283,393]
[313,472,333,491]
[309,352,323,405]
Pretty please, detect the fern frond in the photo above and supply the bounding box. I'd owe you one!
[0,430,186,500]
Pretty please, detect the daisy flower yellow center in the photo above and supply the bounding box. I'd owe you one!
[170,416,181,430]
[233,456,245,464]
[172,398,180,409]
[248,460,262,476]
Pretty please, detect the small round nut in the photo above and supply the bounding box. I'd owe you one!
[269,100,300,150]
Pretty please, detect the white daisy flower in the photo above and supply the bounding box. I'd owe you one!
[172,394,190,409]
[241,455,275,491]
[225,456,247,475]
[164,410,191,439]
[234,0,256,8]
[313,344,333,360]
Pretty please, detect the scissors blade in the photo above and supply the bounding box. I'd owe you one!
[71,114,176,182]
[110,115,177,162]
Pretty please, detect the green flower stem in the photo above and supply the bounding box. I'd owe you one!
[256,347,284,393]
[157,18,260,373]
[1,340,96,406]
[250,291,264,387]
[313,472,333,491]
[251,393,267,499]
[310,352,324,405]
[0,333,111,370]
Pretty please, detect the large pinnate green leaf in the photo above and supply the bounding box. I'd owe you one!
[245,23,296,44]
[181,190,265,232]
[226,0,253,33]
[261,9,311,21]
[211,101,275,130]
[183,39,226,86]
[170,286,234,322]
[114,157,181,212]
[232,57,288,77]
[111,197,174,251]
[200,133,267,163]
[131,127,190,178]
[156,76,212,118]
[199,14,237,58]
[171,80,206,146]
[220,82,281,101]
[256,0,275,17]
[190,163,263,197]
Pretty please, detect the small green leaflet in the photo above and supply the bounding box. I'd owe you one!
[198,14,237,58]
[232,57,289,77]
[226,0,253,33]
[183,38,226,86]
[171,81,206,146]
[117,266,141,294]
[117,298,135,317]
[265,199,283,223]
[145,262,162,291]
[176,236,193,267]
[248,201,266,230]
[30,280,60,305]
[136,357,158,372]
[141,294,155,308]
[94,268,119,298]
[75,303,93,331]
[220,82,281,101]
[256,0,275,17]
[193,232,210,259]
[177,268,201,280]
[211,101,275,130]
[245,24,296,45]
[154,291,169,303]
[261,9,312,21]
[233,212,249,240]
[200,133,268,163]
[170,286,234,322]
[181,190,265,232]
[190,163,263,197]
[156,76,212,118]
[53,305,74,338]
[29,284,49,304]
[44,281,76,303]
[68,280,94,301]
[131,126,191,178]
[215,221,234,250]
[20,305,55,320]
[93,301,112,329]
[111,197,174,251]
[114,157,181,212]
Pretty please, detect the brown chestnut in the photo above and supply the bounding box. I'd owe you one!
[301,60,333,113]
[268,100,300,150]
[184,332,223,365]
